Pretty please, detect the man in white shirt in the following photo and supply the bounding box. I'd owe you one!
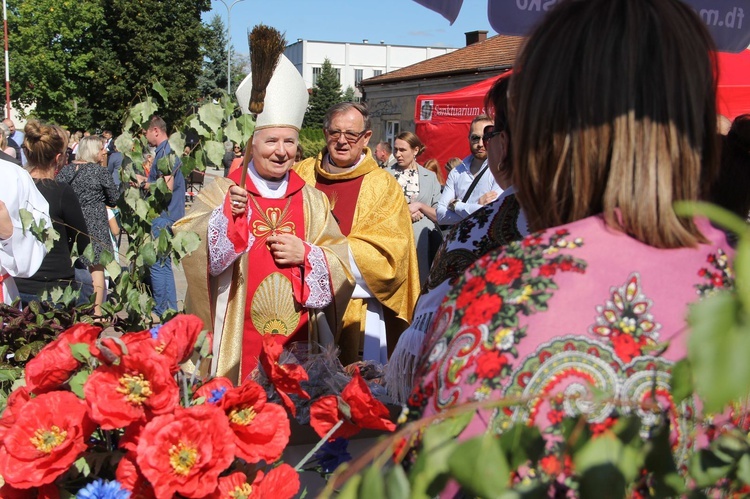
[436,114,502,225]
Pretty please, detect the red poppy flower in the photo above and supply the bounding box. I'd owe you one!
[455,276,485,309]
[610,333,641,364]
[462,294,503,327]
[310,367,395,440]
[116,315,208,373]
[310,395,360,440]
[24,323,102,394]
[0,387,30,442]
[206,465,299,499]
[218,380,290,464]
[193,376,234,404]
[255,463,300,499]
[475,350,509,379]
[115,452,156,499]
[485,257,523,286]
[259,335,310,416]
[0,391,94,489]
[136,404,235,499]
[84,349,179,430]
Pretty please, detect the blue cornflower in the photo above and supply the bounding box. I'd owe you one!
[313,438,352,474]
[149,324,163,339]
[76,479,130,499]
[208,385,228,404]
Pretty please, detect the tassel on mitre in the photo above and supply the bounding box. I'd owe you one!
[248,24,286,115]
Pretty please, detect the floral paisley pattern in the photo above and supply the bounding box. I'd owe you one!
[406,214,736,479]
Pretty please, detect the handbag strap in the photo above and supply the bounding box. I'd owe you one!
[461,164,489,203]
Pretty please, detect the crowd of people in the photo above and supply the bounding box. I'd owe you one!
[2,3,750,487]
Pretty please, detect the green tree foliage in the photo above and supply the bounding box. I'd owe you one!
[198,14,228,98]
[343,86,357,103]
[6,0,210,131]
[303,58,342,129]
[7,0,105,130]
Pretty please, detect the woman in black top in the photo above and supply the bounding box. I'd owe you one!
[15,121,90,304]
[57,135,119,316]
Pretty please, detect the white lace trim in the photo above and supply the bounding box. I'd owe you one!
[208,206,253,276]
[304,244,332,308]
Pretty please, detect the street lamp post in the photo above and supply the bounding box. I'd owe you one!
[3,0,10,119]
[215,0,245,96]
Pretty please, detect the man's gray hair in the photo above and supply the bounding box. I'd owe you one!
[323,102,371,131]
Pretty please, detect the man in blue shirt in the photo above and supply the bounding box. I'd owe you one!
[436,114,502,225]
[138,115,186,316]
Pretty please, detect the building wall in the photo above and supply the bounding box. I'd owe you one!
[284,40,456,96]
[362,71,505,146]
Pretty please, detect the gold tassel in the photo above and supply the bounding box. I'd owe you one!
[248,24,286,115]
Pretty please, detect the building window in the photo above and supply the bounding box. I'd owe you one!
[354,69,363,85]
[312,66,341,85]
[385,120,400,146]
[373,69,383,77]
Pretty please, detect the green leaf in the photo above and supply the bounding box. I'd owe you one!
[687,291,750,414]
[337,474,362,499]
[171,231,201,260]
[194,329,212,358]
[203,140,225,167]
[499,424,546,469]
[115,132,134,155]
[69,343,92,363]
[384,465,411,499]
[73,456,91,477]
[189,116,211,138]
[130,99,159,126]
[14,341,45,362]
[447,433,509,498]
[106,257,122,280]
[688,448,733,488]
[69,370,89,399]
[574,435,637,494]
[152,80,168,104]
[670,359,693,405]
[198,102,224,131]
[235,114,256,139]
[169,132,186,158]
[360,464,386,499]
[225,118,244,146]
[140,242,157,267]
[737,453,750,485]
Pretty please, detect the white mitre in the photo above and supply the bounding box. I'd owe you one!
[235,54,309,131]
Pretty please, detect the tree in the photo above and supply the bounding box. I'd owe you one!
[303,58,342,129]
[198,14,228,98]
[7,0,105,130]
[6,0,210,131]
[343,86,357,103]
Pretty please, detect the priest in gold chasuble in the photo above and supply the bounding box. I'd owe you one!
[295,103,420,366]
[174,47,353,384]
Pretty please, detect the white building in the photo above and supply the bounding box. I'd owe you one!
[284,39,456,96]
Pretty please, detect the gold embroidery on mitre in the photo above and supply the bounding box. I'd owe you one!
[251,272,301,337]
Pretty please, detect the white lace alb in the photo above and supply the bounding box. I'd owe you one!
[304,244,332,308]
[207,206,254,276]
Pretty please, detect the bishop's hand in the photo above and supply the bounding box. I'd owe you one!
[267,233,306,266]
[228,185,249,216]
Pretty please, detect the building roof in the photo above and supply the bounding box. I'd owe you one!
[361,35,524,85]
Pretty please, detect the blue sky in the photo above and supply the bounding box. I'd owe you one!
[205,0,495,54]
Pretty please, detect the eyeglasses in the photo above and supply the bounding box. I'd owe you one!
[326,129,368,143]
[483,125,502,143]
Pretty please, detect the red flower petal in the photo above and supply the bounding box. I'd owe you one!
[259,335,310,417]
[342,368,395,433]
[0,392,94,489]
[136,405,235,499]
[24,324,102,394]
[309,395,359,440]
[257,463,300,499]
[115,452,156,499]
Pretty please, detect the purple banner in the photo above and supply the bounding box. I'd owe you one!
[413,0,465,24]
[486,0,750,53]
